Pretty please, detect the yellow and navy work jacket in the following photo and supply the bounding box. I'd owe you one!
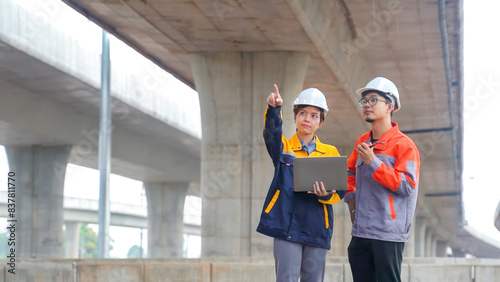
[256,105,345,250]
[344,122,420,242]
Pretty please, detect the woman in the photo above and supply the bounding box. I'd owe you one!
[256,84,345,282]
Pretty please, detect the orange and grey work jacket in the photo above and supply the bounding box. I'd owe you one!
[256,105,345,250]
[344,122,420,243]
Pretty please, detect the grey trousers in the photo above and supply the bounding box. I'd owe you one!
[273,238,328,282]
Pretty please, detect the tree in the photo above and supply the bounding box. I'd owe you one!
[80,224,98,258]
[0,232,7,258]
[127,245,145,258]
[79,224,114,258]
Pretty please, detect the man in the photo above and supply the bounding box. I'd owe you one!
[344,77,420,282]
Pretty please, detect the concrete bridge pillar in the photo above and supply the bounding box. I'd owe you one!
[64,221,82,258]
[414,217,427,257]
[190,51,310,257]
[144,181,189,258]
[403,222,416,257]
[430,235,438,257]
[5,145,71,258]
[330,202,352,256]
[424,229,434,257]
[451,247,468,257]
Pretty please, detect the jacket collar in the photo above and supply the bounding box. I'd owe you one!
[291,134,327,154]
[364,122,400,145]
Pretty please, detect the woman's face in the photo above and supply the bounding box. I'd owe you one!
[295,106,323,136]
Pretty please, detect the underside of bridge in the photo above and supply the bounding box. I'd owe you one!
[59,0,499,257]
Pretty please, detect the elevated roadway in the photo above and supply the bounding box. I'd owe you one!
[0,0,201,182]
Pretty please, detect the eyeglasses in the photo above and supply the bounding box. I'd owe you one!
[358,97,390,108]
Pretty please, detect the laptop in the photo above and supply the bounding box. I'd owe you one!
[293,156,348,192]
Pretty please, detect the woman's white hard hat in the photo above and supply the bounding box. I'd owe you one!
[356,77,401,112]
[293,88,329,114]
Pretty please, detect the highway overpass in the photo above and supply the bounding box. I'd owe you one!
[0,0,499,266]
[60,0,500,258]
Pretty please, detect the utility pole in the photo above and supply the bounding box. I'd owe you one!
[97,29,111,258]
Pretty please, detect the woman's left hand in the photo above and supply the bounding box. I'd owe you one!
[308,181,336,197]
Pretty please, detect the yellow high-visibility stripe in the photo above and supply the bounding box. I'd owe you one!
[318,193,341,205]
[323,204,329,229]
[265,190,280,213]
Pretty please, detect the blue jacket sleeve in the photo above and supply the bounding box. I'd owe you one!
[263,105,283,167]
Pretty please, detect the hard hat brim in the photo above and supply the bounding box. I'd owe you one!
[293,103,329,113]
[356,87,383,97]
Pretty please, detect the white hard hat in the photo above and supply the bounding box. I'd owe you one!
[293,88,329,113]
[356,77,401,112]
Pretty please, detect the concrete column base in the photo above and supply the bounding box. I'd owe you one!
[425,229,434,257]
[414,217,427,257]
[5,145,71,258]
[64,222,82,258]
[144,181,189,258]
[403,220,416,258]
[436,240,449,257]
[330,202,352,257]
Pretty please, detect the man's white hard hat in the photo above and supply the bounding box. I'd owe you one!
[356,77,401,112]
[293,88,329,114]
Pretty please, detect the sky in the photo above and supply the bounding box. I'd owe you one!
[1,0,499,257]
[461,0,500,243]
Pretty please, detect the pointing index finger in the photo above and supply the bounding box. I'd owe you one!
[273,84,280,97]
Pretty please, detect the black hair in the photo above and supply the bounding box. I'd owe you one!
[293,105,325,123]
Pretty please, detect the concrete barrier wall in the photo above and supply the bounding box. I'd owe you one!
[211,263,274,282]
[409,265,472,282]
[1,258,499,281]
[6,260,74,282]
[476,265,500,281]
[145,263,211,282]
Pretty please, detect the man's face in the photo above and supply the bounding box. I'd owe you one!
[360,92,393,123]
[294,106,323,135]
